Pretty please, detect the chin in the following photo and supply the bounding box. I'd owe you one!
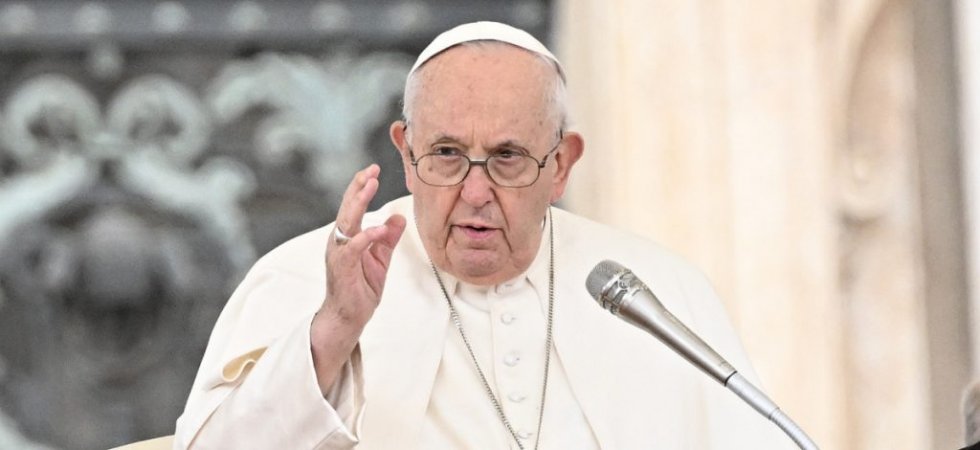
[451,252,507,283]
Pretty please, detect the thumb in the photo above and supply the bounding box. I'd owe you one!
[379,214,407,249]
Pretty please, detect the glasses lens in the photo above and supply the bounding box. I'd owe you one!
[416,154,468,186]
[414,153,542,187]
[488,154,537,187]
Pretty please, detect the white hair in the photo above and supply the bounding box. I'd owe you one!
[401,40,569,134]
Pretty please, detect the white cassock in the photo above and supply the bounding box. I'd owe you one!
[174,196,796,449]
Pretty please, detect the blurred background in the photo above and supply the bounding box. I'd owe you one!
[0,0,975,449]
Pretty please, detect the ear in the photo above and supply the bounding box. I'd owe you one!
[390,120,415,193]
[549,131,584,203]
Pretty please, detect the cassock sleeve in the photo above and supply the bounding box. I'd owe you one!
[173,225,368,449]
[173,314,365,449]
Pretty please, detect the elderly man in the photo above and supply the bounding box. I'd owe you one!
[174,22,794,449]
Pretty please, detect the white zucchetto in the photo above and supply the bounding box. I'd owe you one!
[407,21,565,82]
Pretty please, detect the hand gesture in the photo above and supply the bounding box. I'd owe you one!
[311,164,406,394]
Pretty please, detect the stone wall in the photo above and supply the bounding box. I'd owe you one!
[557,0,972,449]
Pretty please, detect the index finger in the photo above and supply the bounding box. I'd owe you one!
[334,164,381,241]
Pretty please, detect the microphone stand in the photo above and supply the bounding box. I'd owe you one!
[725,373,818,450]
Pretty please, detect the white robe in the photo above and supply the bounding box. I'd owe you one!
[174,196,795,449]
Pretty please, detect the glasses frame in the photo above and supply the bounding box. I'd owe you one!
[405,126,564,188]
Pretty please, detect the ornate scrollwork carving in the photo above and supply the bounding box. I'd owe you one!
[207,52,411,198]
[0,73,259,276]
[2,74,101,168]
[0,71,255,448]
[0,47,414,448]
[107,75,213,165]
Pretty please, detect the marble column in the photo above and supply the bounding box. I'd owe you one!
[555,0,965,448]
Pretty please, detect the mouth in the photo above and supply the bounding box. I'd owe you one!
[453,224,499,241]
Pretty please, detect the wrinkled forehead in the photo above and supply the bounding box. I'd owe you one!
[415,42,555,85]
[408,45,557,142]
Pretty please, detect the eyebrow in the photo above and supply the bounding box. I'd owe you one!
[428,134,531,154]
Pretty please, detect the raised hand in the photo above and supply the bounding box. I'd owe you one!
[310,164,406,394]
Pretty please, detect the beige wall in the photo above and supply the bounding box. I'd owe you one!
[555,0,972,448]
[957,0,980,376]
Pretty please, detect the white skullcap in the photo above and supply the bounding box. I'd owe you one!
[407,21,565,82]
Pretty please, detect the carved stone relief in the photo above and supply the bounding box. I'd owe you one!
[837,0,930,449]
[0,52,410,449]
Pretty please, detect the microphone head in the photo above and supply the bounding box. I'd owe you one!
[585,259,632,308]
[586,259,628,301]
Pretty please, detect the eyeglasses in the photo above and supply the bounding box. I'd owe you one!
[407,130,564,188]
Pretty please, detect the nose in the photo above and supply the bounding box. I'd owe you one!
[459,161,495,206]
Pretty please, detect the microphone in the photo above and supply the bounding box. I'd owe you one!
[586,260,818,450]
